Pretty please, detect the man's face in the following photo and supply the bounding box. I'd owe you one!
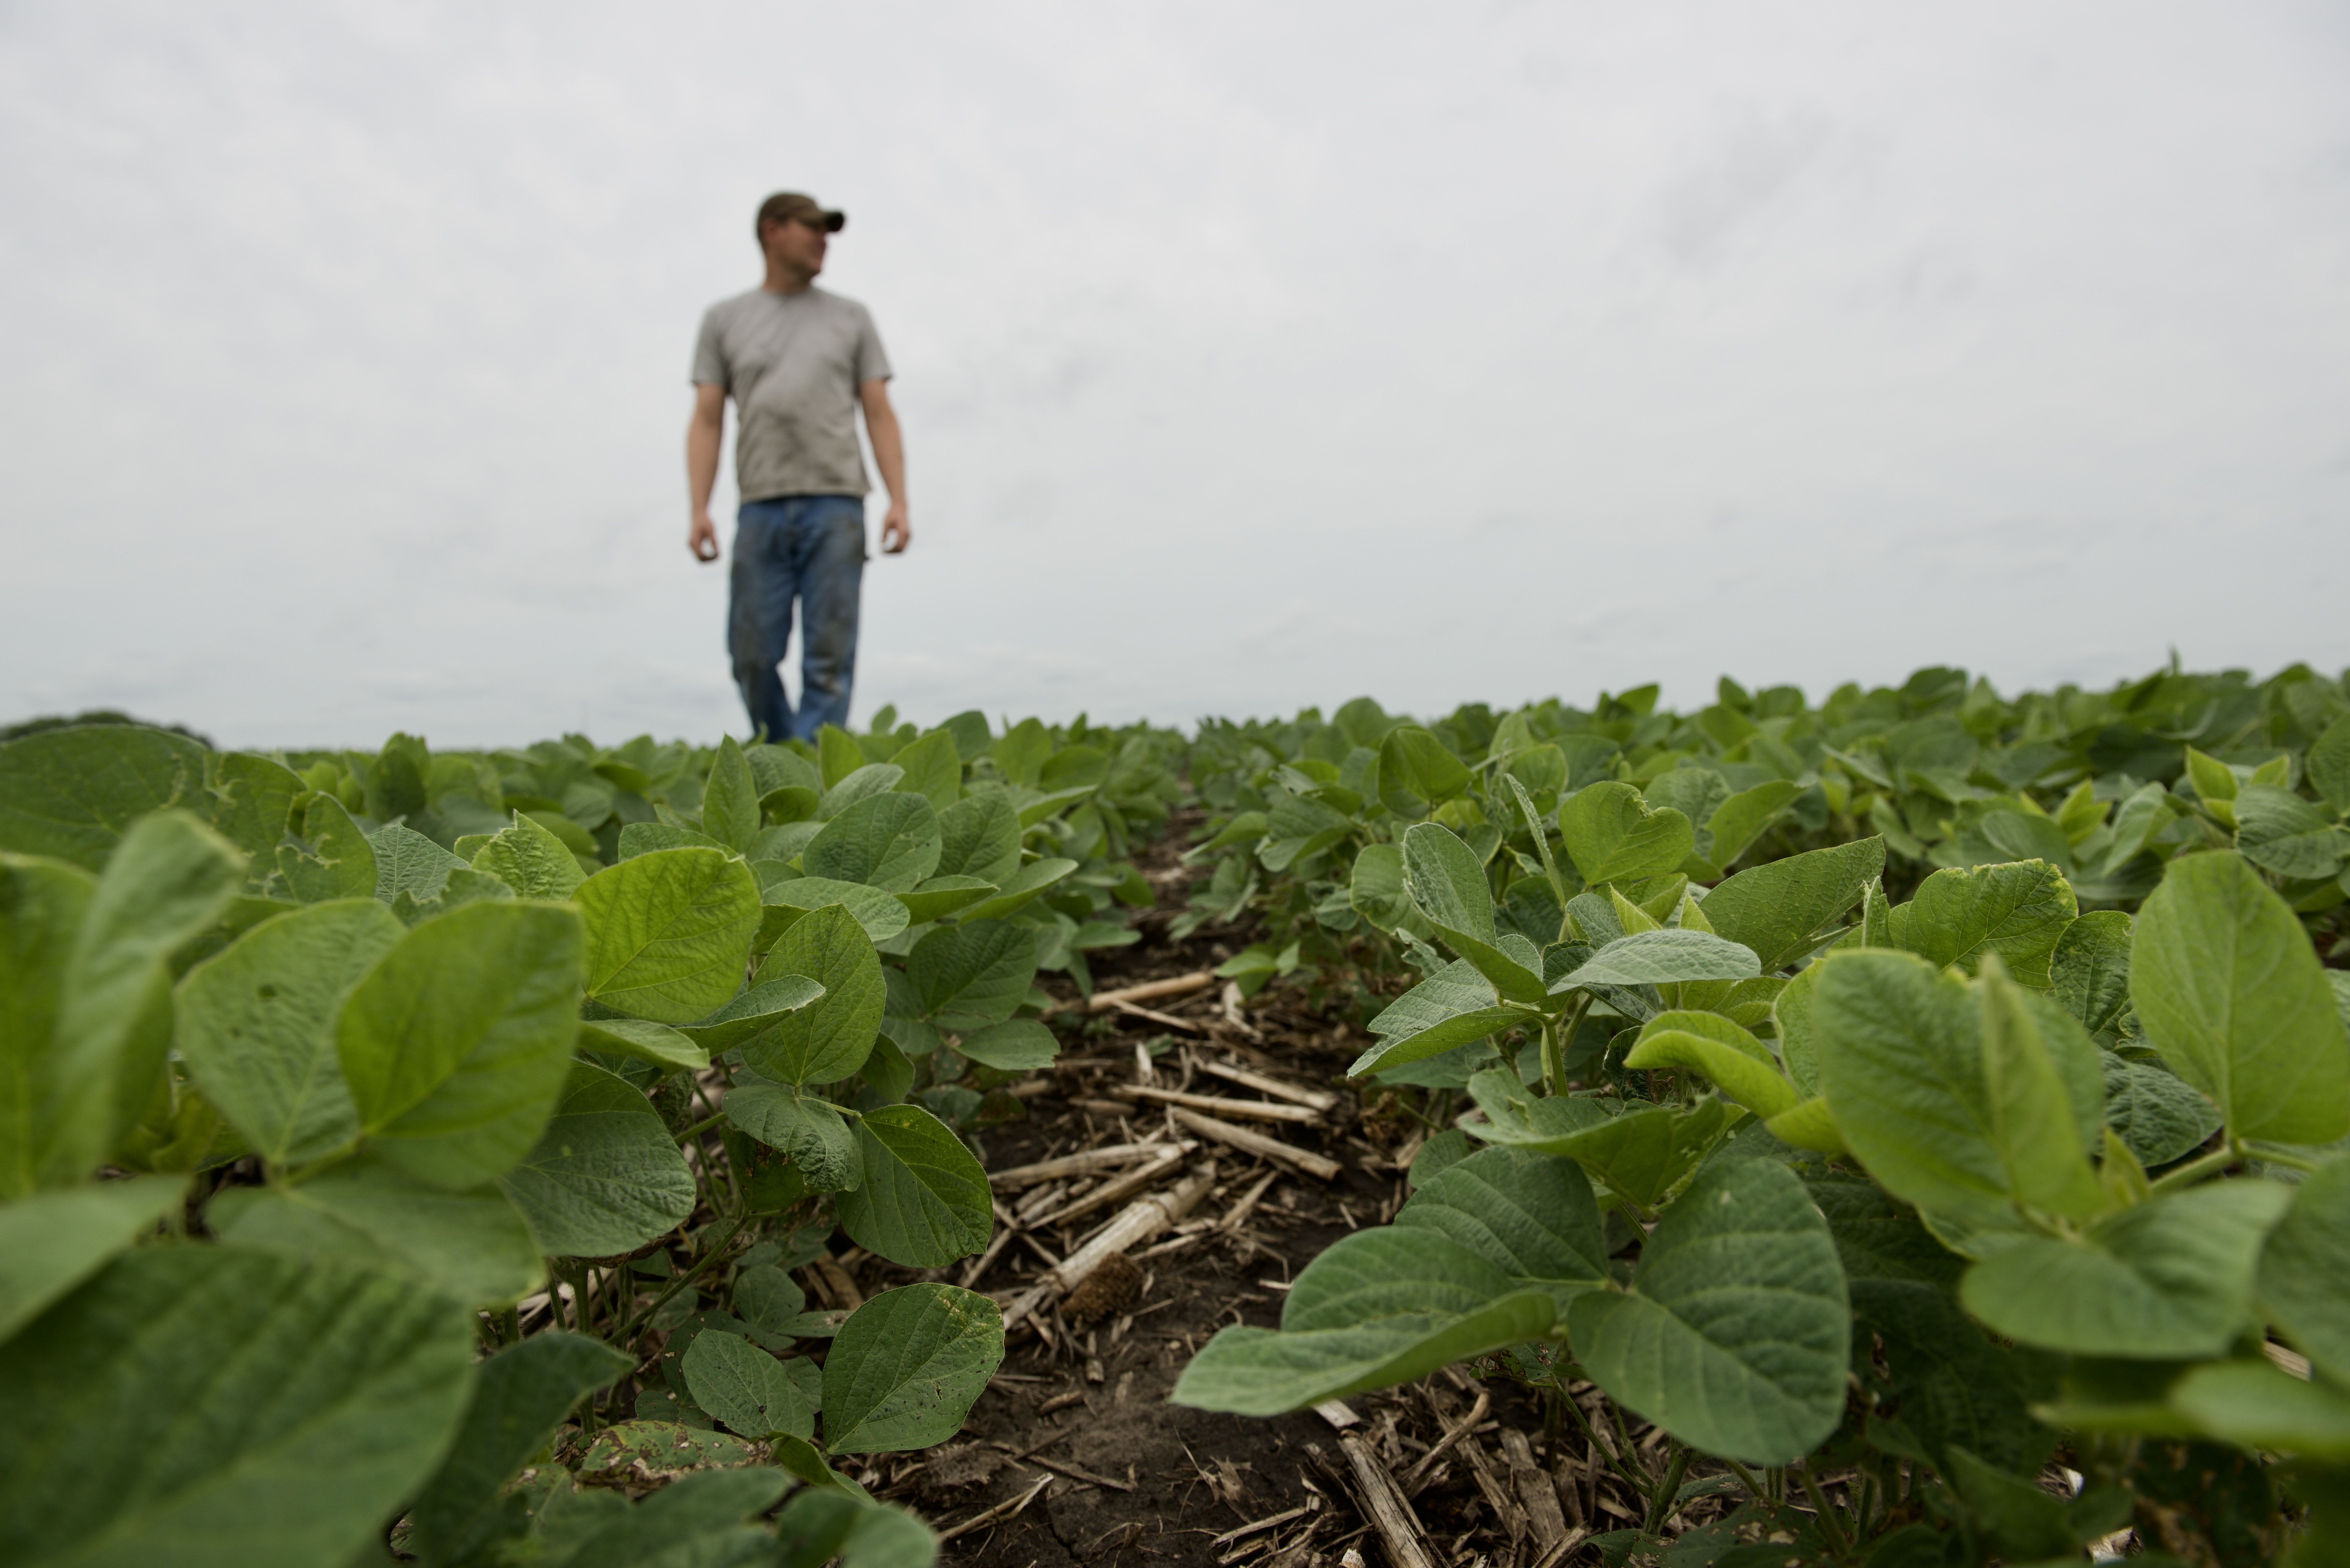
[765,215,829,278]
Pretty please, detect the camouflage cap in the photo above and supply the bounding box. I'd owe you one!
[755,191,846,235]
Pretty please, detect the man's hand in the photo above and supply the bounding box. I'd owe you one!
[685,384,726,562]
[881,501,910,554]
[688,512,721,562]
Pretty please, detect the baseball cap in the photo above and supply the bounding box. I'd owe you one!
[756,192,847,234]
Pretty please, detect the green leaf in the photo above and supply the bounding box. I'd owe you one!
[177,898,402,1166]
[1171,1227,1557,1415]
[497,1060,698,1256]
[564,1468,791,1568]
[955,1019,1059,1072]
[2101,1055,2220,1168]
[204,752,304,871]
[1393,1145,1609,1308]
[370,823,468,907]
[2050,909,2133,1038]
[956,856,1078,923]
[209,1154,543,1307]
[276,795,378,903]
[1977,959,2106,1220]
[336,900,586,1188]
[1566,1157,1849,1464]
[0,1247,472,1567]
[889,729,964,813]
[894,876,998,925]
[576,848,762,1023]
[822,1284,1005,1453]
[0,1174,184,1345]
[406,1332,633,1565]
[818,763,906,821]
[1557,783,1696,887]
[934,790,1021,885]
[803,792,943,892]
[1350,959,1520,1078]
[1401,824,1545,1003]
[2167,1358,2350,1461]
[835,1104,992,1267]
[776,1489,938,1568]
[576,1017,709,1073]
[2256,1155,2350,1385]
[1813,950,2011,1229]
[1960,1179,2293,1357]
[744,905,885,1087]
[1625,1011,1800,1118]
[684,1328,815,1440]
[1465,1073,1727,1209]
[702,737,762,854]
[2235,784,2346,880]
[1705,780,1803,869]
[1686,838,1885,971]
[1377,726,1471,818]
[677,976,827,1052]
[2132,851,2350,1144]
[907,918,1035,1031]
[1550,929,1761,991]
[2310,714,2350,818]
[0,724,208,871]
[471,811,587,901]
[724,1086,861,1192]
[762,877,912,945]
[1891,860,2077,987]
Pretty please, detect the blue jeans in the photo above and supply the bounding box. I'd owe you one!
[728,494,867,743]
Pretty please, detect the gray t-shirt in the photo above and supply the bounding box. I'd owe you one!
[691,286,892,501]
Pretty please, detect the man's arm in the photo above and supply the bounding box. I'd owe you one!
[860,378,910,554]
[686,382,726,562]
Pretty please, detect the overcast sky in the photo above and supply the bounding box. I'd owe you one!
[4,3,2346,748]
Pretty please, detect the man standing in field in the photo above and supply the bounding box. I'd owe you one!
[686,191,909,743]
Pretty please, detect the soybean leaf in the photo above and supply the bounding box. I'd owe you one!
[1977,960,2106,1220]
[684,1329,815,1440]
[1393,1145,1609,1308]
[954,1019,1059,1072]
[835,1104,991,1268]
[277,795,379,903]
[406,1332,633,1566]
[0,857,93,1199]
[1551,929,1761,991]
[2167,1358,2350,1462]
[621,822,729,859]
[678,976,827,1053]
[822,1284,1005,1453]
[1350,842,1424,934]
[775,1489,938,1568]
[204,752,305,872]
[1558,783,1695,887]
[1171,1227,1557,1416]
[702,737,762,855]
[0,724,208,871]
[1566,1157,1849,1464]
[1891,860,2077,987]
[0,1174,183,1344]
[957,857,1077,923]
[890,729,964,812]
[471,811,587,901]
[2310,714,2350,817]
[337,900,586,1189]
[2256,1155,2350,1385]
[1625,1011,1800,1119]
[724,1087,861,1192]
[763,877,912,945]
[2101,1055,2221,1169]
[1377,726,1471,819]
[744,905,885,1087]
[370,824,468,907]
[934,790,1021,885]
[176,898,401,1166]
[2234,785,2346,880]
[577,848,761,1023]
[564,1469,791,1568]
[803,793,943,892]
[577,1017,709,1074]
[497,1060,698,1256]
[907,919,1034,1031]
[2050,909,2134,1039]
[894,876,997,925]
[1401,824,1545,1004]
[818,764,906,821]
[1696,838,1885,971]
[1960,1179,2293,1357]
[2131,851,2350,1144]
[0,1247,472,1567]
[1350,959,1521,1078]
[1706,780,1804,869]
[209,1154,543,1307]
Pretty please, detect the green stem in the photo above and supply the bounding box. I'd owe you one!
[1552,1384,1652,1499]
[1723,1457,1770,1507]
[614,1213,751,1345]
[1644,1442,1691,1535]
[2149,1141,2240,1194]
[1541,1017,1565,1098]
[1797,1465,1851,1560]
[673,1112,726,1145]
[493,1306,521,1346]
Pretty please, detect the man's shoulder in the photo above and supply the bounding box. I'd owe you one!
[807,286,876,323]
[701,287,777,325]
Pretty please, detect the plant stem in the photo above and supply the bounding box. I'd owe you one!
[1541,1016,1565,1097]
[1644,1442,1691,1535]
[2149,1141,2240,1194]
[673,1112,726,1145]
[613,1212,751,1345]
[1723,1457,1770,1507]
[1796,1464,1851,1560]
[1552,1385,1652,1498]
